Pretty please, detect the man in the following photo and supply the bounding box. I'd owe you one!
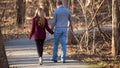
[51,1,72,63]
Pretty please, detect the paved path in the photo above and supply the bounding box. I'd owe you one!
[4,38,101,68]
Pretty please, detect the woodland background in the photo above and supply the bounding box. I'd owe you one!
[0,0,120,68]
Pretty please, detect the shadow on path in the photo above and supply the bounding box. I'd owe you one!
[4,39,101,68]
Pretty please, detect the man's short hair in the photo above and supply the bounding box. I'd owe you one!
[57,1,62,5]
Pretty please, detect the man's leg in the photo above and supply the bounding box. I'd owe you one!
[61,29,68,62]
[52,30,61,61]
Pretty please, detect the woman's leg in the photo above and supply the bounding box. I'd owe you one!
[35,39,44,65]
[35,39,45,57]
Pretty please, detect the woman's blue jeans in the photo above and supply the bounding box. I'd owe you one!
[52,28,68,61]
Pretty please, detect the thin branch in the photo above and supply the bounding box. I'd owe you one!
[0,9,6,21]
[79,15,111,46]
[88,0,105,29]
[78,0,105,42]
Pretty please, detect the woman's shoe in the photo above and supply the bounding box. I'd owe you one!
[39,57,43,65]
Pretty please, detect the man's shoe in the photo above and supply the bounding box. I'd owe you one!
[51,59,57,63]
[62,61,65,63]
[61,60,66,63]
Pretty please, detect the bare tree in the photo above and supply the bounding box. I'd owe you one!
[48,0,55,17]
[112,0,120,56]
[77,0,89,52]
[61,0,68,8]
[77,0,111,54]
[16,0,26,27]
[71,0,75,14]
[0,7,9,68]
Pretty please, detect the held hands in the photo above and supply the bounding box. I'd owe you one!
[51,31,54,34]
[28,37,31,40]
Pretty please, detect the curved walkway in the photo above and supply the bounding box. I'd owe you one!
[3,23,112,68]
[4,37,101,68]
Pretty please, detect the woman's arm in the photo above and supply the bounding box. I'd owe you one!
[29,18,35,39]
[45,19,54,34]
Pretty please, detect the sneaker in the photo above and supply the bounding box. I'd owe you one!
[51,59,57,63]
[39,57,43,65]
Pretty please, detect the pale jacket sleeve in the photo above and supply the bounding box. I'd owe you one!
[68,11,72,26]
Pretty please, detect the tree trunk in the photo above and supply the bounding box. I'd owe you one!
[0,40,9,68]
[0,9,9,68]
[61,0,68,8]
[16,0,26,27]
[118,0,120,55]
[49,0,54,17]
[77,0,89,52]
[107,0,112,15]
[71,0,74,14]
[91,0,96,54]
[112,0,120,56]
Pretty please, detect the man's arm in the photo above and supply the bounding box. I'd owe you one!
[51,11,57,30]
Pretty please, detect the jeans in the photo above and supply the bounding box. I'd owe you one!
[52,28,68,61]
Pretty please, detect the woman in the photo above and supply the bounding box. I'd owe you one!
[29,7,54,65]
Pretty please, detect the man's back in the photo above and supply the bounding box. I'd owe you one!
[52,6,72,28]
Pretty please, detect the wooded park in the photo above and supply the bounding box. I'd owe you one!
[0,0,120,68]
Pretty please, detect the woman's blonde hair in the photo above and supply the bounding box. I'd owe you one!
[35,7,45,27]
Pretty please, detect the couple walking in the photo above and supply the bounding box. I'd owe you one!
[29,1,72,65]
